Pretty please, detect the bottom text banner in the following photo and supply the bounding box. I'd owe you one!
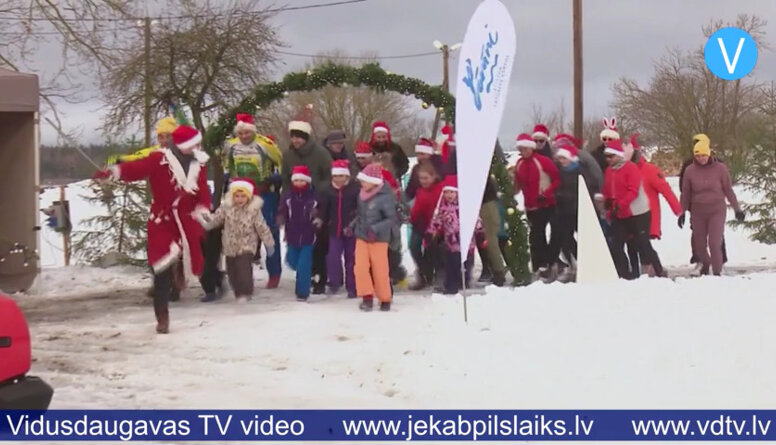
[3,410,776,441]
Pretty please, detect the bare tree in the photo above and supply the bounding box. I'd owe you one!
[612,14,768,177]
[257,52,429,153]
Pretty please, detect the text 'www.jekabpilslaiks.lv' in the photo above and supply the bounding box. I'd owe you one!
[341,414,594,441]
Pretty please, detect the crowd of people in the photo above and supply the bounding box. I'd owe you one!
[93,108,746,334]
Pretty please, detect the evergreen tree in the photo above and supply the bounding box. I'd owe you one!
[72,138,150,265]
[730,84,776,244]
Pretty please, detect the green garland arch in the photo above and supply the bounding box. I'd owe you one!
[205,62,531,286]
[205,62,455,150]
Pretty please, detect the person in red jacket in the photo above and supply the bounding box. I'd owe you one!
[408,161,445,290]
[624,138,682,276]
[602,139,665,279]
[513,133,560,277]
[93,125,211,333]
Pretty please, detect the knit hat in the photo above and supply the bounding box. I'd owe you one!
[326,129,346,145]
[441,174,458,192]
[604,139,625,157]
[693,133,711,157]
[172,125,202,151]
[532,124,549,140]
[370,121,392,145]
[228,177,256,197]
[331,159,351,176]
[357,163,384,185]
[288,104,314,135]
[440,124,455,163]
[156,116,178,135]
[234,113,257,134]
[291,165,312,183]
[415,137,435,155]
[515,133,536,150]
[555,144,579,162]
[355,140,373,158]
[600,117,620,141]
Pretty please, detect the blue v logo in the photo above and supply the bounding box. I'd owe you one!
[704,27,758,80]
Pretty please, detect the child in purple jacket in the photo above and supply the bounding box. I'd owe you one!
[319,160,360,298]
[277,165,321,301]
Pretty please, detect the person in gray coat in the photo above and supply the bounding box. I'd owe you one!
[352,163,397,312]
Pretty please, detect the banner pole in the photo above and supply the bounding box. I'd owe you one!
[461,261,469,323]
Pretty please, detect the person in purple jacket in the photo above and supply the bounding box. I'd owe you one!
[319,159,360,298]
[404,137,446,201]
[678,134,744,276]
[277,165,321,301]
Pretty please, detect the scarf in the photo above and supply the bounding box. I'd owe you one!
[293,183,310,193]
[360,184,382,201]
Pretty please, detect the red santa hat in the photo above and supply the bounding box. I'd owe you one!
[172,125,202,151]
[228,177,257,197]
[291,165,312,183]
[267,135,277,143]
[331,159,351,176]
[441,174,458,192]
[515,133,536,150]
[554,133,583,149]
[288,104,314,135]
[415,137,435,155]
[600,116,620,141]
[532,124,549,140]
[234,113,257,134]
[440,124,455,162]
[604,139,625,158]
[555,144,579,162]
[357,163,384,185]
[370,121,392,145]
[355,140,373,158]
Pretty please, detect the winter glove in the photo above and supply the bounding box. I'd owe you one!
[677,213,685,229]
[343,226,354,237]
[735,210,745,222]
[537,194,548,204]
[312,218,323,230]
[265,244,276,258]
[92,169,112,181]
[611,204,620,218]
[604,199,613,211]
[268,173,283,192]
[366,228,377,242]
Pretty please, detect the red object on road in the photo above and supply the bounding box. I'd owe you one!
[0,296,31,382]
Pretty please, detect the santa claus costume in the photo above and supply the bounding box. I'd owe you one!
[94,125,211,333]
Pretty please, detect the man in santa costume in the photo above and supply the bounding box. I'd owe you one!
[369,121,410,179]
[93,125,211,334]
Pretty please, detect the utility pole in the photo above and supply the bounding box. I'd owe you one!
[60,185,71,266]
[143,16,152,147]
[573,0,583,141]
[431,41,462,139]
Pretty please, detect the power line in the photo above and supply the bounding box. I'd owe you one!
[0,0,368,23]
[274,49,440,60]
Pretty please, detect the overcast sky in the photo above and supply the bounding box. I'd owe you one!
[38,0,776,145]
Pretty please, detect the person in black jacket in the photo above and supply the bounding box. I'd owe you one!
[591,117,621,173]
[369,121,410,179]
[323,129,359,177]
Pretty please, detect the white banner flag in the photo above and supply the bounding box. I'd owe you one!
[455,0,516,264]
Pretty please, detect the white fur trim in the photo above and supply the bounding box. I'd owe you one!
[600,128,620,140]
[151,241,181,273]
[229,179,255,195]
[604,147,624,157]
[291,173,312,183]
[109,165,121,181]
[515,139,537,150]
[288,121,312,135]
[532,131,549,140]
[161,148,203,194]
[415,145,434,155]
[555,148,577,161]
[331,167,350,176]
[171,196,195,284]
[355,152,373,158]
[357,171,383,185]
[442,185,458,192]
[373,126,389,134]
[177,132,202,151]
[234,120,257,134]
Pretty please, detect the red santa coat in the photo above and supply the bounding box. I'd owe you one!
[602,160,650,220]
[514,153,560,210]
[109,149,210,280]
[635,157,682,239]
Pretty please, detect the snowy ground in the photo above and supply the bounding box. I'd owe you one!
[17,172,776,444]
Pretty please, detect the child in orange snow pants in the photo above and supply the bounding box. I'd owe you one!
[352,163,398,312]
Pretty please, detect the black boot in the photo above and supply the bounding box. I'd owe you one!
[700,263,710,276]
[491,270,506,287]
[154,305,169,334]
[359,296,374,312]
[379,301,391,312]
